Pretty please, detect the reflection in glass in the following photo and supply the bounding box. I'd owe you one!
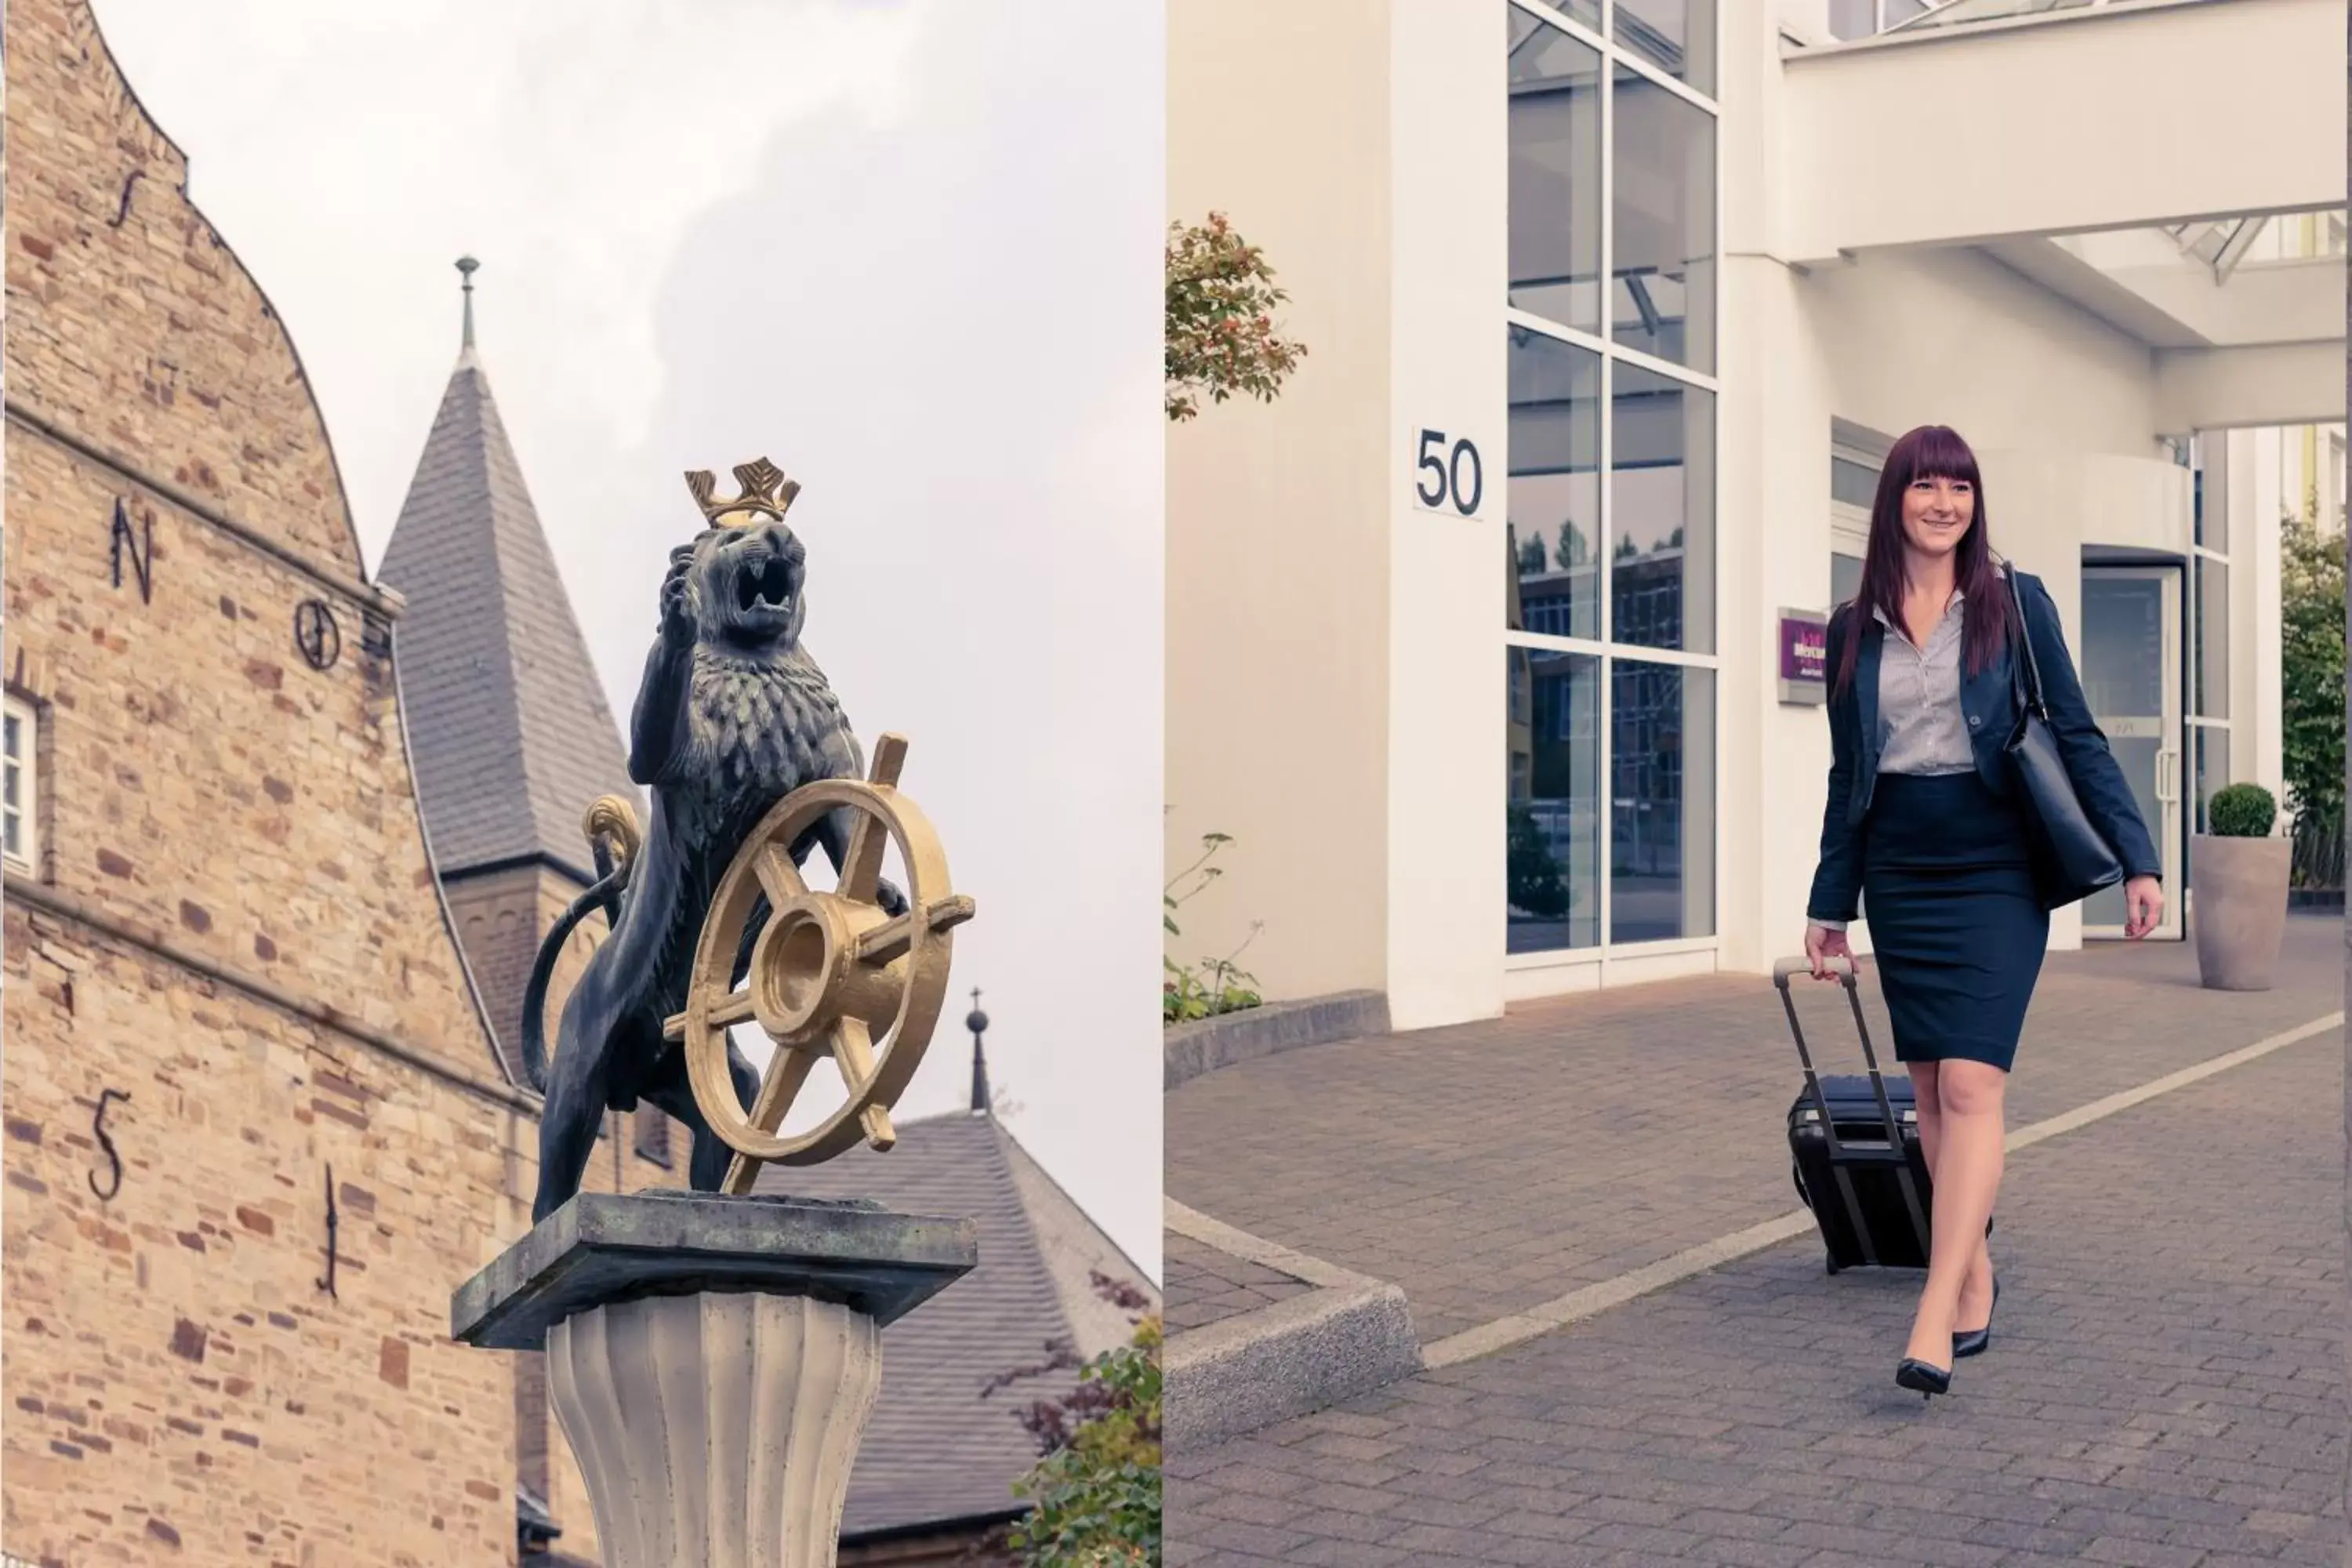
[2080,573,2169,931]
[1508,9,1602,332]
[2083,724,2164,931]
[2193,724,2230,835]
[1610,362,1715,653]
[1614,0,1716,96]
[1611,661,1714,942]
[1831,552,1864,610]
[2079,575,2163,720]
[1516,0,1601,38]
[2194,556,2229,719]
[1889,0,2096,30]
[1509,328,1603,640]
[1509,648,1601,953]
[1612,66,1716,372]
[1831,457,1879,510]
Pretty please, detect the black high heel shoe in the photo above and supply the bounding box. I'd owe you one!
[1895,1358,1952,1400]
[1954,1276,2000,1359]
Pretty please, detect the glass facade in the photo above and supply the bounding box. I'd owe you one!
[1508,648,1602,951]
[1504,0,1719,959]
[2193,725,2230,836]
[1611,66,1716,372]
[1831,552,1864,608]
[1613,0,1717,97]
[1508,20,1602,332]
[1611,661,1715,942]
[2194,555,2229,720]
[1828,0,1928,38]
[1831,456,1878,510]
[1610,362,1715,653]
[1508,329,1602,640]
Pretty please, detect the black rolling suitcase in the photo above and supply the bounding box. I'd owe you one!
[1773,955,1934,1272]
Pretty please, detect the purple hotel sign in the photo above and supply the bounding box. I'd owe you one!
[1777,608,1828,706]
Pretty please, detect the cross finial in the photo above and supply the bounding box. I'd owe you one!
[456,256,480,356]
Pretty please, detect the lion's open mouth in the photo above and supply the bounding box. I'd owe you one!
[735,554,794,614]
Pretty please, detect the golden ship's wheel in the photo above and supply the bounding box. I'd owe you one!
[665,734,975,1194]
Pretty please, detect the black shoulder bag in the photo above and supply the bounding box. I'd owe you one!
[2002,566,2125,911]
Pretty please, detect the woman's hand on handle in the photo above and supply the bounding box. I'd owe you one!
[2122,875,2165,940]
[1805,922,1852,980]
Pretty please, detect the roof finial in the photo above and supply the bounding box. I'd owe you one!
[966,987,991,1116]
[456,256,480,358]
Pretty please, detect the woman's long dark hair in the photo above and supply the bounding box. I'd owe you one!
[1830,423,2011,702]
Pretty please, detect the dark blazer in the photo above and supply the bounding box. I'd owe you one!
[1805,568,2161,924]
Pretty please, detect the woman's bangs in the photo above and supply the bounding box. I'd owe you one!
[1899,425,1982,491]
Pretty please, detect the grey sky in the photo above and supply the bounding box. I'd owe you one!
[96,0,1165,1276]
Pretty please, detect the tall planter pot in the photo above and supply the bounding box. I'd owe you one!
[2190,835,2292,991]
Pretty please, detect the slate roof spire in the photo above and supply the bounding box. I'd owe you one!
[377,259,640,891]
[966,989,991,1116]
[456,254,480,361]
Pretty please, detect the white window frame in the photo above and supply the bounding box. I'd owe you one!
[4,693,37,877]
[1507,0,1725,985]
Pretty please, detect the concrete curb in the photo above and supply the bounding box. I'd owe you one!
[1163,1199,1425,1451]
[1165,1281,1424,1453]
[1163,989,1389,1090]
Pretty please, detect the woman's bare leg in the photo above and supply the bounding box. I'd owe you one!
[1907,1064,1994,1333]
[1905,1060,2005,1367]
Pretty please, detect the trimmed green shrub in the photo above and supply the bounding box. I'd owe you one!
[2207,782,2277,839]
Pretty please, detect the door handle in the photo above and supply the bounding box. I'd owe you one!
[2154,747,2179,805]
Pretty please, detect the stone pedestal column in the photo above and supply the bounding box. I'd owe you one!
[454,1190,976,1568]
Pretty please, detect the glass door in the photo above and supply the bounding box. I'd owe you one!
[2078,566,2183,939]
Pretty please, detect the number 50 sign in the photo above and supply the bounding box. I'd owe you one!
[1410,428,1486,519]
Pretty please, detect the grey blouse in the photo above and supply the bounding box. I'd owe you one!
[1810,590,1975,935]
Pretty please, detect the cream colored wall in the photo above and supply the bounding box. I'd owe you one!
[2156,341,2346,434]
[1166,0,1396,1007]
[1780,0,2345,262]
[1720,0,1831,978]
[1382,0,1507,1030]
[1804,249,2162,460]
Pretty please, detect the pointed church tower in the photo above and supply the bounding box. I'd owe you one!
[378,258,645,1087]
[379,261,681,1558]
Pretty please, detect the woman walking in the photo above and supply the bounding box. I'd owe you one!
[1802,424,2163,1399]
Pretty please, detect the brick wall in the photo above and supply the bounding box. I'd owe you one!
[2,2,671,1562]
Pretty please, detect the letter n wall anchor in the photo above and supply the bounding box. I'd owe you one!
[109,498,154,604]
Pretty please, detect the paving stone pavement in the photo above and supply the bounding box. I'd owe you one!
[1171,1232,1317,1334]
[1166,917,2344,1344]
[1168,1022,2348,1566]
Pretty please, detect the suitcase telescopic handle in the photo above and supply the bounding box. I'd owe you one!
[1771,954,1908,1149]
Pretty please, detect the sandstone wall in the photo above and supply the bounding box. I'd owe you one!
[2,2,671,1563]
[4,902,525,1566]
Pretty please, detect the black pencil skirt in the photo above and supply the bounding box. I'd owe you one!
[1861,771,2048,1073]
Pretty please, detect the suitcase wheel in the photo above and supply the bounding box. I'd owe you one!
[1824,1255,1842,1276]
